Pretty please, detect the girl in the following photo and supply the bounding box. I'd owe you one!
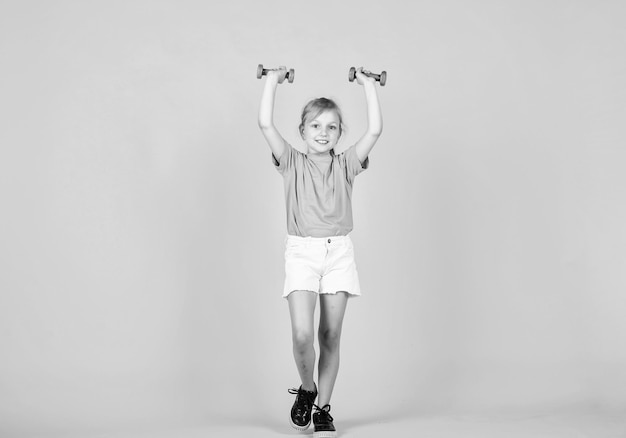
[258,66,382,438]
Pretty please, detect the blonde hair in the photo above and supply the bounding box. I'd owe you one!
[299,97,344,137]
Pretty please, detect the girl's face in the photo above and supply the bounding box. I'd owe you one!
[301,110,341,155]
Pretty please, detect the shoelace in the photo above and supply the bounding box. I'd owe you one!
[288,388,316,415]
[313,404,334,423]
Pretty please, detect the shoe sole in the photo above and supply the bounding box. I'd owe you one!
[313,431,337,438]
[289,415,310,432]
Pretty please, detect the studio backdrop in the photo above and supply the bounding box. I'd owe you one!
[1,0,625,434]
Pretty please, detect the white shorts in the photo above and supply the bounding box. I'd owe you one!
[283,234,361,299]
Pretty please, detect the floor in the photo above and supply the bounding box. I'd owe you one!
[7,410,626,438]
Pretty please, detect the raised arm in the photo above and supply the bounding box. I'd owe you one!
[258,67,288,161]
[354,68,383,164]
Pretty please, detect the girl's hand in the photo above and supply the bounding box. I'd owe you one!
[355,67,376,86]
[266,66,289,84]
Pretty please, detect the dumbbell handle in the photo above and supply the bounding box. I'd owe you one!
[349,67,387,86]
[257,64,295,83]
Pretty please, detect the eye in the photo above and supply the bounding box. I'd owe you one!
[329,125,337,130]
[311,123,319,129]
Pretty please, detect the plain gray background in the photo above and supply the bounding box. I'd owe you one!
[1,1,625,436]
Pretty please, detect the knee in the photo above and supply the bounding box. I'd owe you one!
[292,329,314,353]
[319,327,341,350]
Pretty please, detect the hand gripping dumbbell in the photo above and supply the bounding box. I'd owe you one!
[349,67,387,86]
[257,64,295,84]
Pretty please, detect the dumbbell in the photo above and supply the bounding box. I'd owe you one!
[349,67,387,86]
[257,64,295,84]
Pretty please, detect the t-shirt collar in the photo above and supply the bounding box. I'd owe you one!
[306,150,334,162]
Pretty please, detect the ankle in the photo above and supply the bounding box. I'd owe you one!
[302,382,317,393]
[316,399,330,408]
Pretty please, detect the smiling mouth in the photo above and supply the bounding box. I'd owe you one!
[316,139,329,145]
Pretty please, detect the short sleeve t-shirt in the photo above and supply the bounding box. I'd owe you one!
[273,143,369,237]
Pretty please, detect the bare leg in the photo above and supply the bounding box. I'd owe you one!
[287,290,318,392]
[317,292,349,407]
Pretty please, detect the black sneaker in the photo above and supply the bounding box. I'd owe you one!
[288,385,317,431]
[313,404,336,438]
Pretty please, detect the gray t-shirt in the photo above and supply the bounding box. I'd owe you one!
[273,143,369,237]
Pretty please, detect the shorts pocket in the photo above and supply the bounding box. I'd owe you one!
[285,241,307,258]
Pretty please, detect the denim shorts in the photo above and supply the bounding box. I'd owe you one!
[283,234,361,298]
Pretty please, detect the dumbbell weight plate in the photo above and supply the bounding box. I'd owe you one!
[379,71,387,86]
[257,64,264,79]
[349,67,356,82]
[288,69,295,83]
